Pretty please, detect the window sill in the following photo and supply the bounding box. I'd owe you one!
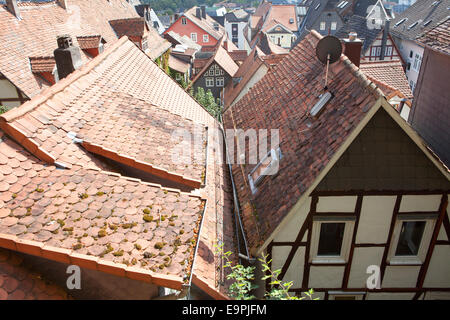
[388,258,423,266]
[311,258,346,265]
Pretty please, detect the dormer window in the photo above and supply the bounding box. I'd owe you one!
[248,148,282,194]
[29,56,56,85]
[76,35,105,57]
[395,18,407,27]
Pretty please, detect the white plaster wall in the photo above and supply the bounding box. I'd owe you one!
[224,20,247,50]
[231,64,269,107]
[399,194,442,212]
[283,247,305,287]
[366,292,415,300]
[271,246,290,272]
[423,245,450,287]
[348,247,384,288]
[399,103,410,121]
[309,266,345,288]
[316,196,357,212]
[424,292,450,300]
[274,197,311,242]
[268,33,294,49]
[437,223,448,241]
[382,266,421,288]
[356,196,396,244]
[0,78,19,99]
[394,38,424,92]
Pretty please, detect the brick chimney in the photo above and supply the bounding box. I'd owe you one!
[6,0,21,19]
[201,5,206,19]
[343,32,362,67]
[54,35,82,80]
[57,0,68,9]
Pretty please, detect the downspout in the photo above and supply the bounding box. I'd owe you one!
[219,125,255,264]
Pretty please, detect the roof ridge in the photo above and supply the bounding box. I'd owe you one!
[0,36,130,123]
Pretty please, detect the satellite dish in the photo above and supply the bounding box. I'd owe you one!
[315,36,343,89]
[315,36,342,65]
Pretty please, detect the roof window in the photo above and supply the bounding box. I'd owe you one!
[248,148,282,194]
[395,18,407,27]
[315,3,321,10]
[310,91,333,117]
[408,21,419,29]
[423,20,432,26]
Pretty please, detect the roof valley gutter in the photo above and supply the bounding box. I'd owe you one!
[151,198,207,300]
[219,125,254,264]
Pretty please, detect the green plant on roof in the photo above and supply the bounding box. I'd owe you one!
[73,243,82,250]
[143,208,151,214]
[179,229,184,235]
[131,258,137,265]
[143,214,153,222]
[121,222,137,229]
[57,219,65,227]
[35,188,44,193]
[63,227,73,232]
[113,250,124,257]
[79,193,89,199]
[0,105,9,115]
[98,229,107,237]
[134,243,142,250]
[96,191,105,196]
[154,242,165,250]
[160,215,166,222]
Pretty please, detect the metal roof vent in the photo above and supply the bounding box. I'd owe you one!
[310,92,333,117]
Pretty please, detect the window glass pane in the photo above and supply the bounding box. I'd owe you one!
[318,223,345,256]
[395,221,425,256]
[334,296,356,300]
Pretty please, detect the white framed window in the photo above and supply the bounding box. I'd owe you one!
[141,37,148,52]
[191,32,197,42]
[331,22,337,30]
[413,53,422,72]
[181,17,187,25]
[203,34,209,43]
[387,214,436,265]
[310,216,355,264]
[410,80,415,92]
[385,46,393,57]
[328,292,365,300]
[205,77,214,87]
[216,77,224,87]
[248,148,282,194]
[320,21,326,30]
[376,46,381,57]
[215,67,221,76]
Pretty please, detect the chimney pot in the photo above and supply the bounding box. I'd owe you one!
[6,0,21,19]
[201,5,206,19]
[54,35,82,80]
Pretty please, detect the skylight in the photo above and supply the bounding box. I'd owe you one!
[423,20,432,26]
[408,21,419,29]
[395,18,407,27]
[337,1,348,9]
[310,92,333,117]
[431,0,441,7]
[315,3,321,10]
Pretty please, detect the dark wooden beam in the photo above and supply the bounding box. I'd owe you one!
[312,190,448,197]
[380,195,402,283]
[416,194,448,289]
[342,195,363,288]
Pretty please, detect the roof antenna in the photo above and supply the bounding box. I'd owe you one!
[315,35,342,90]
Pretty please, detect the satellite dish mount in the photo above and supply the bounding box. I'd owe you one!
[315,36,342,89]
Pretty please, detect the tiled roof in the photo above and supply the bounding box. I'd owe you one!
[223,47,267,108]
[109,18,146,38]
[146,26,172,60]
[0,0,139,98]
[360,60,414,99]
[183,7,225,41]
[0,35,235,297]
[416,16,450,55]
[390,0,450,41]
[223,30,384,251]
[0,128,204,287]
[228,50,249,63]
[76,35,104,50]
[169,54,190,74]
[264,5,298,32]
[29,57,55,74]
[252,32,289,55]
[189,45,239,87]
[0,248,71,300]
[335,14,382,53]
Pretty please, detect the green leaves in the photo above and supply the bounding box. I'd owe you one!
[215,243,318,300]
[192,87,221,119]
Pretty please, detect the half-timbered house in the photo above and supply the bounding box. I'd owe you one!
[223,30,450,300]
